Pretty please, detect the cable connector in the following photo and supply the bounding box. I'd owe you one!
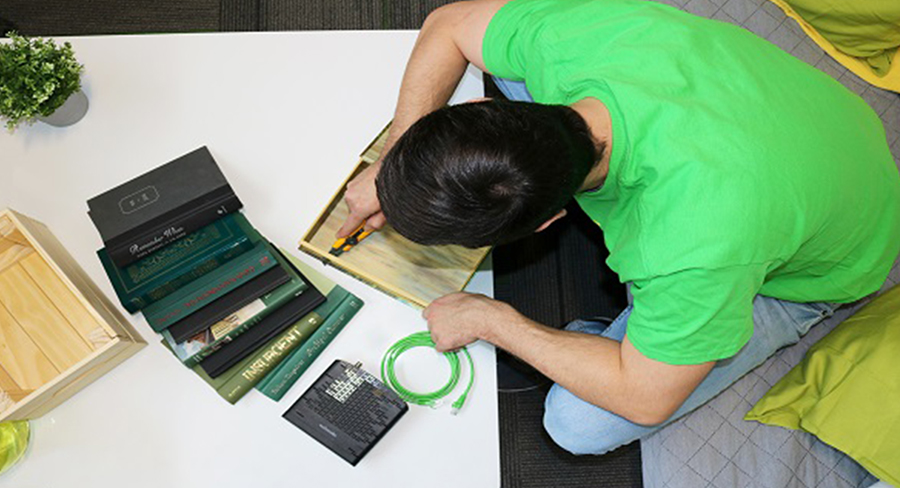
[451,394,468,415]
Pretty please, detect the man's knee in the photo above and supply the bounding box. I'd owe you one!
[544,391,591,455]
[543,385,637,456]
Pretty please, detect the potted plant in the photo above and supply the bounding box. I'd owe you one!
[0,32,86,131]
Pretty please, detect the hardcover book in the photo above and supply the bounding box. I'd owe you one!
[183,309,323,404]
[172,250,362,404]
[198,268,325,378]
[166,265,290,342]
[256,289,363,401]
[299,122,490,309]
[142,243,276,332]
[98,212,260,313]
[163,246,309,357]
[87,146,243,267]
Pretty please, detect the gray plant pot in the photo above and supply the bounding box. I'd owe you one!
[38,89,89,127]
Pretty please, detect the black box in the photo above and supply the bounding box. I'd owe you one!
[87,147,243,267]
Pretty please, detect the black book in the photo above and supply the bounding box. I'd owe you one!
[87,147,243,267]
[200,274,325,378]
[283,360,408,466]
[167,265,291,343]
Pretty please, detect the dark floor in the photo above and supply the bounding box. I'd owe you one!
[1,2,641,487]
[2,0,459,35]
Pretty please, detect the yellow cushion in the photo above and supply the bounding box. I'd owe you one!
[783,0,900,75]
[745,286,900,486]
[765,0,900,92]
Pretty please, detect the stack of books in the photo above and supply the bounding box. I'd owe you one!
[88,147,363,404]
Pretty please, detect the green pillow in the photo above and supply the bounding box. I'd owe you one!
[783,0,900,76]
[745,286,900,486]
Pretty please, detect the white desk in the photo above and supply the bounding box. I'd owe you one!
[0,32,499,488]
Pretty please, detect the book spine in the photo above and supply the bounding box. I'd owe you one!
[98,213,256,303]
[140,239,252,305]
[143,244,275,332]
[98,249,144,314]
[106,192,242,267]
[102,235,255,313]
[257,294,363,401]
[181,282,306,367]
[217,312,326,404]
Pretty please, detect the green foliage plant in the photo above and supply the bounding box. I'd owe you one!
[0,32,85,131]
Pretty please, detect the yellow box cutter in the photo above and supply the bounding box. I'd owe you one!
[329,224,373,257]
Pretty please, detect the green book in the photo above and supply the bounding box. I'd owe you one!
[256,291,363,400]
[189,292,341,404]
[143,243,276,332]
[163,247,309,367]
[176,249,361,404]
[98,213,259,313]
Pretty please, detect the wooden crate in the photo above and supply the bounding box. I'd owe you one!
[300,123,491,309]
[0,208,145,421]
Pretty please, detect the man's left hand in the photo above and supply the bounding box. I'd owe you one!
[423,292,521,352]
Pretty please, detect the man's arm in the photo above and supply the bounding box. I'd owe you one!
[424,293,715,425]
[337,0,507,237]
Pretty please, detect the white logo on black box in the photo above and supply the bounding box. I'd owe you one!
[119,186,159,214]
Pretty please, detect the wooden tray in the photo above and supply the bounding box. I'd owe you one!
[0,208,145,421]
[299,123,491,309]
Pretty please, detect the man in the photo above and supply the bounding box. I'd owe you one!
[338,0,900,454]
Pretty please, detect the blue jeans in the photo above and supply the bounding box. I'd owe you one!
[544,297,837,455]
[491,77,840,454]
[493,77,533,102]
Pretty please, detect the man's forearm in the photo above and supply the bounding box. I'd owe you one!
[425,293,712,424]
[382,5,470,157]
[484,316,653,424]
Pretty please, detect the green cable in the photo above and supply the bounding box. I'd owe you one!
[381,331,475,415]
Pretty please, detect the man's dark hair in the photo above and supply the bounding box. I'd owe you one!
[376,100,600,248]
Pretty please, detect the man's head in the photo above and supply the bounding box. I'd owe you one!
[376,100,600,248]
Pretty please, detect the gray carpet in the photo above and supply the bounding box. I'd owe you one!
[2,0,219,36]
[2,0,454,36]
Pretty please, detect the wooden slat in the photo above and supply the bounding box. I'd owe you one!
[0,364,31,402]
[3,338,144,421]
[0,244,34,275]
[0,264,92,371]
[19,252,108,349]
[0,297,59,389]
[0,216,29,247]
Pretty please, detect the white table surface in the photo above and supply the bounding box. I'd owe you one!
[0,31,499,488]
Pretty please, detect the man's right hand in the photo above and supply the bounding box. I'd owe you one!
[337,162,387,238]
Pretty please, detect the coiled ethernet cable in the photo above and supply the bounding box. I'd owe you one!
[381,331,475,415]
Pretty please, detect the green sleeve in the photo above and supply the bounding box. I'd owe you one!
[482,0,559,90]
[625,265,766,365]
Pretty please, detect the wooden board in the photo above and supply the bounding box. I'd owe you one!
[19,252,109,349]
[5,338,143,421]
[0,215,33,274]
[300,123,490,308]
[0,264,93,371]
[0,215,29,250]
[0,365,32,403]
[0,300,59,390]
[0,244,34,275]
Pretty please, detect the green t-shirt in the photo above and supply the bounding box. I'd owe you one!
[483,0,900,364]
